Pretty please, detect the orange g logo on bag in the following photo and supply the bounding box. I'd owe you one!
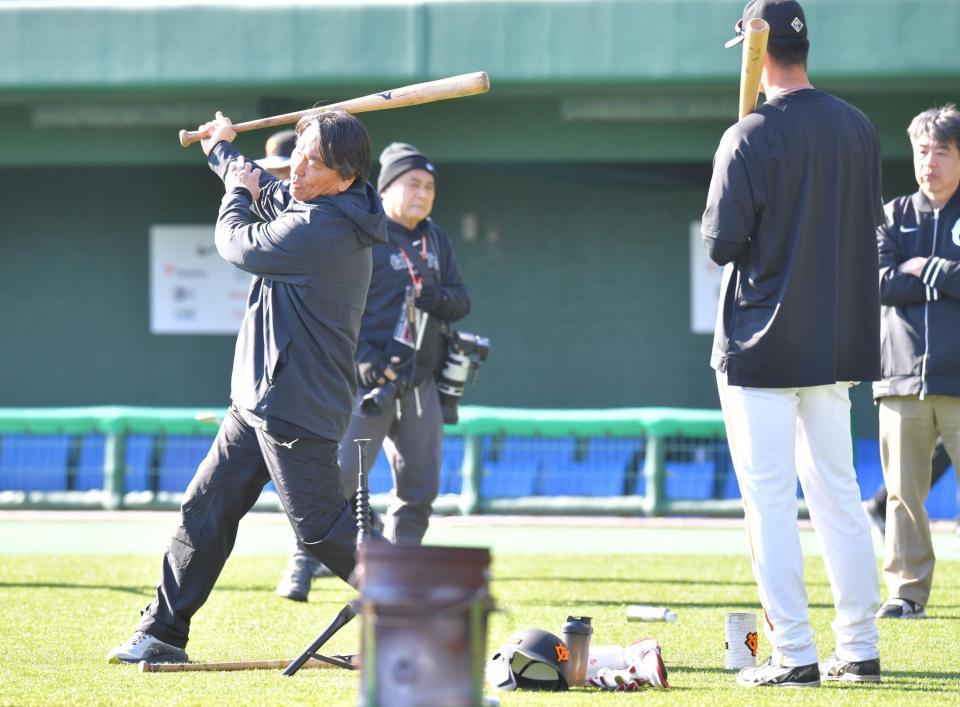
[744,631,759,657]
[555,642,570,662]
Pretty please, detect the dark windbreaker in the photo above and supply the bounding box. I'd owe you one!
[208,141,388,440]
[701,89,882,387]
[355,218,470,387]
[875,187,960,399]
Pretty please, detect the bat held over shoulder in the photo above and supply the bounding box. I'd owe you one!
[179,71,490,147]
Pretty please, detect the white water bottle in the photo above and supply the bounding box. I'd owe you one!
[626,605,678,622]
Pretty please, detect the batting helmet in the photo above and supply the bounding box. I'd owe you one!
[485,628,570,692]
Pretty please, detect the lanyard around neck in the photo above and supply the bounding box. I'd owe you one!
[398,236,428,292]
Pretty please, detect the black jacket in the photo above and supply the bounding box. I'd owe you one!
[209,141,388,440]
[701,89,882,387]
[356,218,470,387]
[874,187,960,399]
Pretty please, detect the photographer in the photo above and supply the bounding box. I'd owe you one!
[276,142,470,601]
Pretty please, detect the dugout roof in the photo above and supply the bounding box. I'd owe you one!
[1,0,957,165]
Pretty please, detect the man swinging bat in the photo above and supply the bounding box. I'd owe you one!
[107,109,388,664]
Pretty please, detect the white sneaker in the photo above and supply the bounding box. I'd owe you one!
[106,631,188,664]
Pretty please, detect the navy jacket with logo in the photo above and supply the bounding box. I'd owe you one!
[356,218,470,387]
[208,141,388,440]
[874,187,960,399]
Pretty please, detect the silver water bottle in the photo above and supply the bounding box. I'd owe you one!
[560,615,593,687]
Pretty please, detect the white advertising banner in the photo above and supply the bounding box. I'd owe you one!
[689,221,724,335]
[149,224,249,335]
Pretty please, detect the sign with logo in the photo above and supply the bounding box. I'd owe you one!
[149,224,250,335]
[689,221,724,335]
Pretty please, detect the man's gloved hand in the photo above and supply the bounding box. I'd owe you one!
[415,284,443,313]
[357,354,387,388]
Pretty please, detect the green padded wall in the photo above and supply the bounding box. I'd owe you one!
[0,157,919,437]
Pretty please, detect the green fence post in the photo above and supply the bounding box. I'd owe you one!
[102,430,126,510]
[642,434,665,516]
[458,434,482,516]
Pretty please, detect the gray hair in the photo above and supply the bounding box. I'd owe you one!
[908,104,960,151]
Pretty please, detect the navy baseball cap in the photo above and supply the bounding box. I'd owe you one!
[725,0,808,48]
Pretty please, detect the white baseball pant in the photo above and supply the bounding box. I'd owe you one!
[717,375,880,666]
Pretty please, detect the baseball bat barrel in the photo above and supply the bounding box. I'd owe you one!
[137,654,358,673]
[178,71,490,147]
[737,19,769,120]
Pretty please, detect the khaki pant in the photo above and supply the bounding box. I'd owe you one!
[878,395,960,606]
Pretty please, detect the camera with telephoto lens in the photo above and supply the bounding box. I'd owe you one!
[360,375,410,417]
[437,331,490,424]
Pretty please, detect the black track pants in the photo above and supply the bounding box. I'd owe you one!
[137,406,357,648]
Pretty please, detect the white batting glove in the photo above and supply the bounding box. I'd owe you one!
[586,638,669,690]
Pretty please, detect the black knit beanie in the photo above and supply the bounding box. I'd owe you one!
[377,142,436,193]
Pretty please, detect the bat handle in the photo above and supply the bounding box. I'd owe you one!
[179,129,204,148]
[354,438,372,544]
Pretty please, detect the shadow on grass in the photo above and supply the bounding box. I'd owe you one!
[0,581,153,595]
[666,666,960,696]
[501,597,836,610]
[668,665,732,675]
[915,616,960,621]
[493,575,839,590]
[0,581,351,598]
[492,576,761,587]
[884,669,960,680]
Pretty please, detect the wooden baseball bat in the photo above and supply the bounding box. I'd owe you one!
[138,654,359,673]
[179,71,490,147]
[738,19,769,120]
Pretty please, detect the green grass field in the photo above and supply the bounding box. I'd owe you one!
[2,516,959,705]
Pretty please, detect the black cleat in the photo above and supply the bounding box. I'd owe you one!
[862,499,886,539]
[736,657,820,688]
[876,598,926,619]
[819,653,880,682]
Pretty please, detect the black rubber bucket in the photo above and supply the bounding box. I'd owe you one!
[357,544,493,707]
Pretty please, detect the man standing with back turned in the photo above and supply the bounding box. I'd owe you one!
[702,0,883,688]
[106,109,387,663]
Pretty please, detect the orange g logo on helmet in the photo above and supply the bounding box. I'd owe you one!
[744,631,759,657]
[555,642,570,662]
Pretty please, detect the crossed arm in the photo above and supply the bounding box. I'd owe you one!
[879,223,960,305]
